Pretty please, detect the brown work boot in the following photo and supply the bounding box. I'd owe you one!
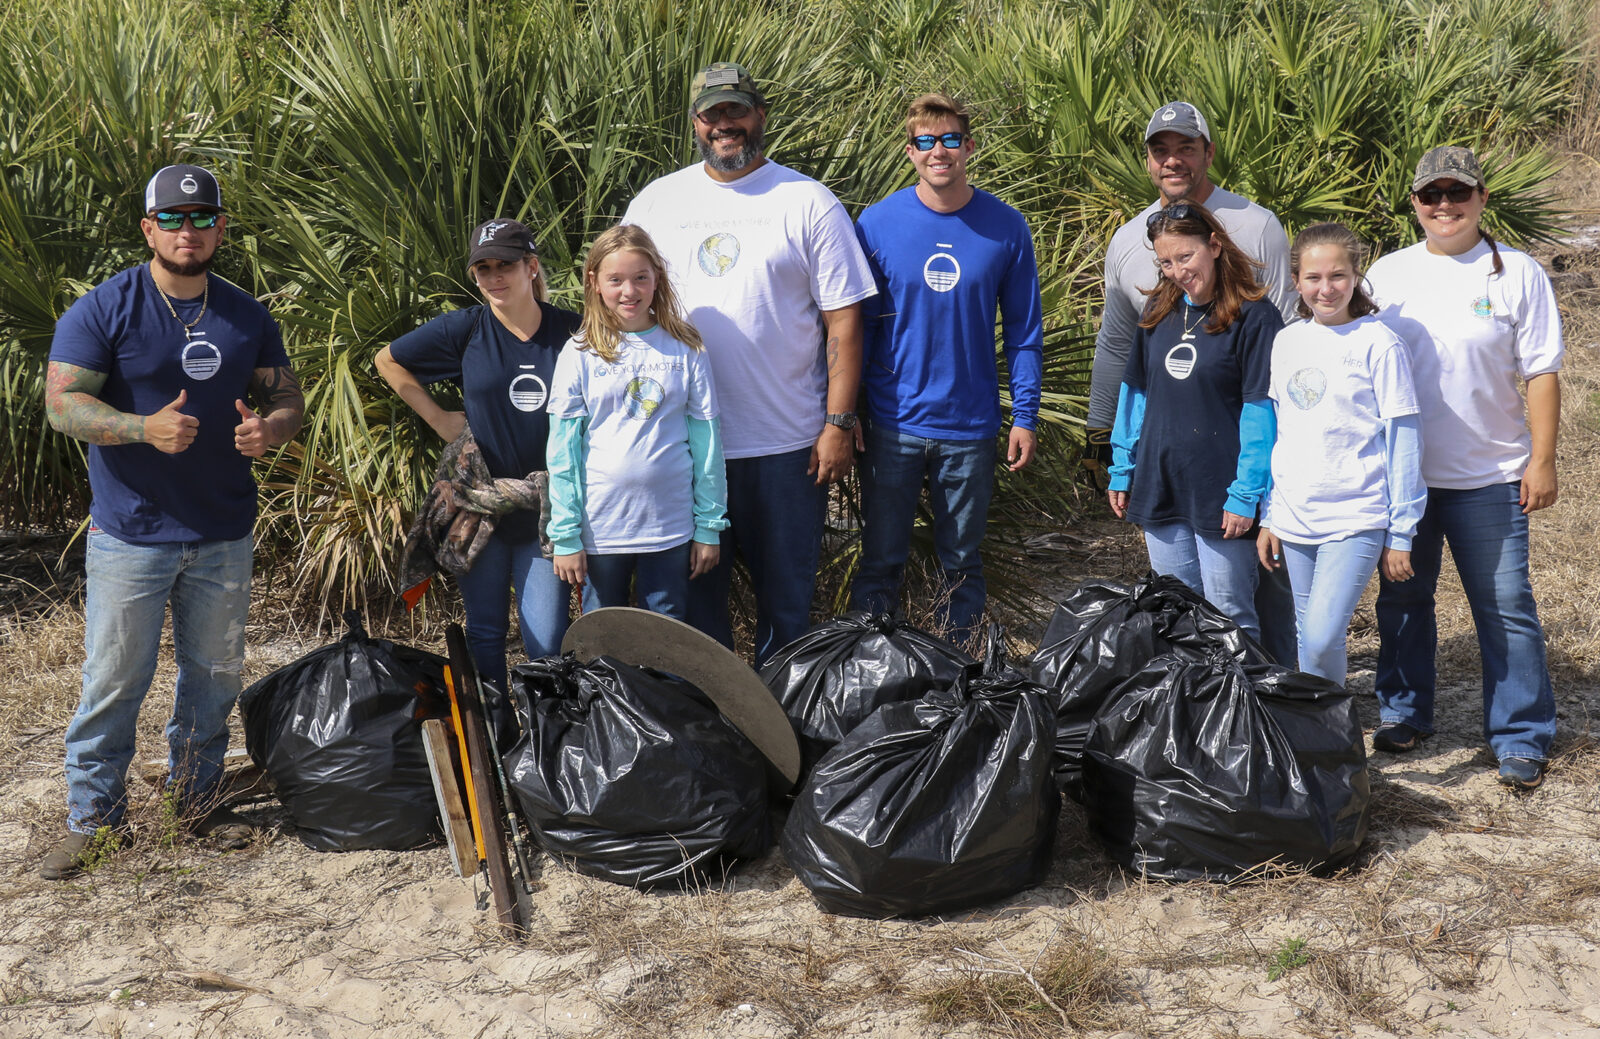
[39,830,94,881]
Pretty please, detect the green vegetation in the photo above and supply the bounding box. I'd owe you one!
[1267,936,1312,980]
[0,0,1585,611]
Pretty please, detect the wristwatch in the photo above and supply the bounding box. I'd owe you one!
[824,412,858,431]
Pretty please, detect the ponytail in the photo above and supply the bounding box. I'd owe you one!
[1479,229,1505,277]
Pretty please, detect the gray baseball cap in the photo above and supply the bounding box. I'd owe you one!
[1412,145,1485,191]
[144,164,223,213]
[1145,101,1212,142]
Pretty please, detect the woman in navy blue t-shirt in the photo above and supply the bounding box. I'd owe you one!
[376,219,580,687]
[1106,200,1282,639]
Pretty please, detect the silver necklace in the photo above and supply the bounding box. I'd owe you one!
[152,268,209,343]
[1180,300,1207,340]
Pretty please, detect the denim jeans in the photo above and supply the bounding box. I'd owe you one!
[583,542,692,620]
[65,530,253,833]
[1280,530,1385,684]
[1142,522,1261,641]
[456,528,571,691]
[688,446,826,668]
[1375,481,1555,761]
[850,425,996,646]
[1254,559,1300,668]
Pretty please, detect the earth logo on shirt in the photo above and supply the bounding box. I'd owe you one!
[180,339,223,381]
[508,368,549,412]
[922,251,962,292]
[697,233,740,277]
[625,376,664,420]
[1163,343,1197,380]
[1287,368,1327,410]
[1471,295,1493,318]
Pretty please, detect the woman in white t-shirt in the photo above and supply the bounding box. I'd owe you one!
[1364,146,1563,791]
[1257,223,1426,685]
[547,224,728,619]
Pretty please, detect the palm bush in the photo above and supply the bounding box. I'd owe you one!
[0,0,1583,614]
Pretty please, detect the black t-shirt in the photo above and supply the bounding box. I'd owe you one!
[1122,296,1280,535]
[389,300,581,542]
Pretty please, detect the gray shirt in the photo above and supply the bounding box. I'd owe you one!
[1086,186,1295,429]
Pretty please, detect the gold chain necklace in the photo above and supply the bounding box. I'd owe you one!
[152,267,209,342]
[1180,300,1207,340]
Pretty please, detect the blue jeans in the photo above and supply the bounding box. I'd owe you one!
[1375,482,1555,761]
[850,425,996,646]
[65,530,253,833]
[583,542,692,620]
[1255,558,1300,668]
[456,529,571,690]
[688,446,825,668]
[1281,530,1384,684]
[1142,522,1261,641]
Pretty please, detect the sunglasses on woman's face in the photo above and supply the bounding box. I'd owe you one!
[1412,183,1477,206]
[910,132,968,151]
[152,210,221,231]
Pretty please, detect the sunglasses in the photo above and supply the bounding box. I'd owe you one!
[910,132,968,151]
[152,210,222,231]
[1412,183,1478,206]
[695,102,751,125]
[1145,202,1208,238]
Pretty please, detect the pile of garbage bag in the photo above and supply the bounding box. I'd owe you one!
[239,612,445,851]
[503,654,771,889]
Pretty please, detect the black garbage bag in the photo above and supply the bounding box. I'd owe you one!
[239,611,446,851]
[504,655,771,889]
[1030,573,1273,799]
[1081,654,1370,881]
[761,612,975,777]
[782,635,1059,918]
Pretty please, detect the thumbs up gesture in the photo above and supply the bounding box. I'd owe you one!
[234,399,271,458]
[143,390,199,454]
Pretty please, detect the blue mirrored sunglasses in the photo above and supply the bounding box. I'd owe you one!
[910,132,967,151]
[152,210,221,231]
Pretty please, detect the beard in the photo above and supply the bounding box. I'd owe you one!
[695,123,765,173]
[153,252,214,278]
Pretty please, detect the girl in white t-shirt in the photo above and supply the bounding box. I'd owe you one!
[547,225,727,618]
[1257,223,1426,685]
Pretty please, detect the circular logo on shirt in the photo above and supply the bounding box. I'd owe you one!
[697,233,740,277]
[1471,295,1492,318]
[922,252,961,292]
[1287,368,1327,410]
[508,372,548,412]
[1163,343,1197,380]
[180,340,222,381]
[625,377,664,420]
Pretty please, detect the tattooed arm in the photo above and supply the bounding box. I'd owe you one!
[234,365,306,457]
[45,361,198,454]
[809,303,864,484]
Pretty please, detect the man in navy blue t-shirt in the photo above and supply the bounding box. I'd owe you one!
[851,93,1044,644]
[40,164,304,879]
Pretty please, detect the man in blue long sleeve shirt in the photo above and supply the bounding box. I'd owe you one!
[850,93,1044,645]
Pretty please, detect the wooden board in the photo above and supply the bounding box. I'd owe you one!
[421,718,475,878]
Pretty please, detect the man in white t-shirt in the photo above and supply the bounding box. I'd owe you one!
[1084,100,1300,665]
[623,62,876,665]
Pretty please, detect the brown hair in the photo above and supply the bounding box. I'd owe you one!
[577,224,703,364]
[1139,198,1266,332]
[1289,222,1379,321]
[905,92,971,138]
[470,255,547,303]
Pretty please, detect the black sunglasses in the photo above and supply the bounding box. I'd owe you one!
[695,102,751,124]
[152,210,222,231]
[1145,202,1208,238]
[1412,183,1478,206]
[910,132,968,151]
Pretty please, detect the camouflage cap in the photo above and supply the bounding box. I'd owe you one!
[690,62,764,115]
[1412,145,1485,192]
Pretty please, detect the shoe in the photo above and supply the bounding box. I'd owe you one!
[39,830,93,880]
[1497,758,1545,791]
[193,806,255,850]
[1372,722,1426,753]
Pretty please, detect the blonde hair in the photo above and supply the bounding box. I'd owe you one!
[905,92,971,138]
[577,224,703,363]
[1289,222,1378,321]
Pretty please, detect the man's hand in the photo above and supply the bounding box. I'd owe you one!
[553,551,587,586]
[808,424,854,484]
[1007,426,1036,471]
[690,541,719,579]
[1107,489,1129,519]
[144,391,199,454]
[233,399,274,457]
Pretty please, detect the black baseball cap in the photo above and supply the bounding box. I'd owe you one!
[144,164,223,213]
[467,219,540,265]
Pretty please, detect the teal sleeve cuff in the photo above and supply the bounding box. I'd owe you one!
[687,415,729,539]
[1225,400,1275,516]
[1108,382,1144,493]
[1385,414,1426,549]
[545,415,588,554]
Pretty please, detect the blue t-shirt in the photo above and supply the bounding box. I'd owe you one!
[855,187,1044,440]
[388,300,580,542]
[1122,296,1280,535]
[49,264,290,544]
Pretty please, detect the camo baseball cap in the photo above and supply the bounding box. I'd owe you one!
[1411,145,1485,192]
[1145,101,1211,143]
[690,62,764,115]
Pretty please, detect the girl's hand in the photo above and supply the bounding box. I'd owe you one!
[1107,489,1129,519]
[689,541,719,579]
[1257,527,1282,571]
[1381,547,1413,583]
[431,410,467,443]
[1220,510,1253,539]
[553,551,586,586]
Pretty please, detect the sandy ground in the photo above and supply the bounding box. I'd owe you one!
[3,186,1600,1039]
